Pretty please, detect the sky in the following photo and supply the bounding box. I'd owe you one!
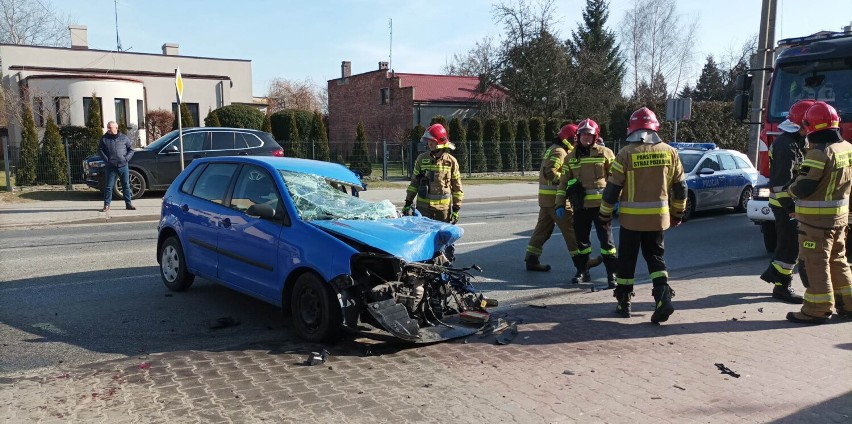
[51,0,852,96]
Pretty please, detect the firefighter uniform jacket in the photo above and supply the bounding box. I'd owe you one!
[537,143,574,208]
[600,142,687,231]
[768,131,806,210]
[556,144,615,209]
[787,140,852,229]
[405,149,464,212]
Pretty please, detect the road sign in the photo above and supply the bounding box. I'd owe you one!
[175,67,184,102]
[666,98,692,121]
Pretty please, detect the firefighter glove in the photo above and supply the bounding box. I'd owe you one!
[402,203,413,216]
[670,216,682,228]
[450,211,460,224]
[556,207,566,219]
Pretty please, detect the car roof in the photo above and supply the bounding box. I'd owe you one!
[198,156,363,186]
[181,127,266,134]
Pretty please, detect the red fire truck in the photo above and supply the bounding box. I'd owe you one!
[735,29,852,251]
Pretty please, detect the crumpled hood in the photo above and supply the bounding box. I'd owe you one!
[309,217,463,262]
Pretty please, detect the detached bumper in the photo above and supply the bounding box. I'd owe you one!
[746,199,774,223]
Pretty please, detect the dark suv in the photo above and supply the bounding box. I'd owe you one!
[83,127,283,199]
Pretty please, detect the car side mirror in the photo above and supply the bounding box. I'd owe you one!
[247,203,277,219]
[163,145,179,154]
[698,168,715,175]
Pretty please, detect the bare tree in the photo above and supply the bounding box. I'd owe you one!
[266,78,324,114]
[619,0,698,99]
[0,0,71,46]
[442,35,500,79]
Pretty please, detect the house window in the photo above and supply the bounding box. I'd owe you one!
[172,102,200,127]
[114,98,129,127]
[54,97,70,125]
[33,97,44,127]
[136,99,145,126]
[83,97,104,127]
[380,88,390,105]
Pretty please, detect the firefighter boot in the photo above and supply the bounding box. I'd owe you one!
[613,285,634,318]
[836,295,852,319]
[772,282,804,304]
[525,254,551,272]
[571,254,591,284]
[650,285,676,324]
[603,255,618,289]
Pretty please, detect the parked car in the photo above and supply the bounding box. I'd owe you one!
[156,156,489,343]
[83,127,284,199]
[671,142,759,221]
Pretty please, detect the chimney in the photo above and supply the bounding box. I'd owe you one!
[68,25,88,49]
[341,61,351,78]
[162,43,179,56]
[378,61,389,70]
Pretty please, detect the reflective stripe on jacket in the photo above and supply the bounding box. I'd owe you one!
[601,142,686,231]
[788,140,852,228]
[405,150,464,211]
[555,144,615,208]
[538,143,573,208]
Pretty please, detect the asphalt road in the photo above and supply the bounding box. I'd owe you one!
[0,201,769,374]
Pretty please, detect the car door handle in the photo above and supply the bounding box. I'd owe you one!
[180,204,189,212]
[221,218,231,228]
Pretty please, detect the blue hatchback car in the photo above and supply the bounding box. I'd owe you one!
[157,156,487,343]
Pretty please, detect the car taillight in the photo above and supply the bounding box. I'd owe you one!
[272,148,284,157]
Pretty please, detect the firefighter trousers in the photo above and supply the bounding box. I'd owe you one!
[573,207,616,257]
[616,228,667,287]
[798,223,852,317]
[761,204,803,284]
[526,206,578,258]
[417,205,451,223]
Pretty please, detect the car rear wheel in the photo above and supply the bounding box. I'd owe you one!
[735,186,752,212]
[682,192,695,222]
[290,273,340,342]
[761,222,777,253]
[113,169,146,200]
[160,236,195,291]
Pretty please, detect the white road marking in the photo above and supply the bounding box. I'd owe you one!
[457,222,486,226]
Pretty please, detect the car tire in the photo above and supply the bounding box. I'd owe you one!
[735,186,752,213]
[113,169,146,200]
[160,236,195,291]
[682,192,695,222]
[290,273,341,342]
[761,222,777,253]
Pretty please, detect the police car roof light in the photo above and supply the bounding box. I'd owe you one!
[669,142,717,151]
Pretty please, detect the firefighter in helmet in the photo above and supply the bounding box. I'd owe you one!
[599,107,687,323]
[556,118,617,287]
[525,124,601,274]
[759,99,815,303]
[403,124,464,224]
[785,101,852,324]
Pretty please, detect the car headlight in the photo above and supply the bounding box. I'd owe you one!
[756,187,771,198]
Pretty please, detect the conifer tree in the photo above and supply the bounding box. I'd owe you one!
[309,111,330,161]
[529,117,546,161]
[39,116,68,185]
[449,117,467,173]
[516,119,532,171]
[204,107,221,127]
[483,118,501,172]
[694,55,726,101]
[349,121,372,176]
[18,102,40,185]
[85,94,103,156]
[287,113,304,158]
[172,103,195,130]
[499,120,516,172]
[467,118,486,173]
[262,114,272,133]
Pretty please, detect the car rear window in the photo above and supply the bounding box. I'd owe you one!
[733,156,752,169]
[238,133,262,149]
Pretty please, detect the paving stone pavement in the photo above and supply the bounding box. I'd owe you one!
[1,259,851,423]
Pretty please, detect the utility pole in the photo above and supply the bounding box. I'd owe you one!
[747,0,777,166]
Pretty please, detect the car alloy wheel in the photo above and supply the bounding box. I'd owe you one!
[114,169,146,200]
[735,186,752,212]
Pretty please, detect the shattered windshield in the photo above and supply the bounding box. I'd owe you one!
[279,170,397,220]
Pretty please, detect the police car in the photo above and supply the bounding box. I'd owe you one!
[671,142,759,222]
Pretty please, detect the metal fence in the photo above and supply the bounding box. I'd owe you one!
[1,138,625,191]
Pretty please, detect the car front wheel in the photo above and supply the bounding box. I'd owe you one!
[290,273,340,342]
[735,186,752,212]
[160,236,195,291]
[113,169,146,200]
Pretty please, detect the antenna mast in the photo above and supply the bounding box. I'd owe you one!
[388,18,393,71]
[114,0,123,51]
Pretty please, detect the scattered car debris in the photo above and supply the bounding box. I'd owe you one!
[480,317,510,337]
[562,370,576,376]
[714,363,741,378]
[209,317,240,330]
[305,349,329,366]
[460,310,490,325]
[673,385,686,391]
[496,323,519,345]
[651,396,662,400]
[758,308,764,313]
[528,304,547,309]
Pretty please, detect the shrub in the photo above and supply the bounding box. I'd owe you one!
[449,118,467,173]
[500,120,516,172]
[262,114,272,133]
[204,107,221,127]
[545,118,560,144]
[467,118,486,173]
[18,102,39,185]
[516,119,532,171]
[39,116,68,185]
[529,116,546,162]
[483,118,501,172]
[214,104,264,130]
[172,102,195,130]
[85,94,102,156]
[430,115,448,130]
[349,122,372,176]
[146,109,174,142]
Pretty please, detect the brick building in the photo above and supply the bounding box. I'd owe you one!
[327,61,507,145]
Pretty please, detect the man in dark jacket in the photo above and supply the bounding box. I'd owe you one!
[98,121,136,211]
[759,100,814,303]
